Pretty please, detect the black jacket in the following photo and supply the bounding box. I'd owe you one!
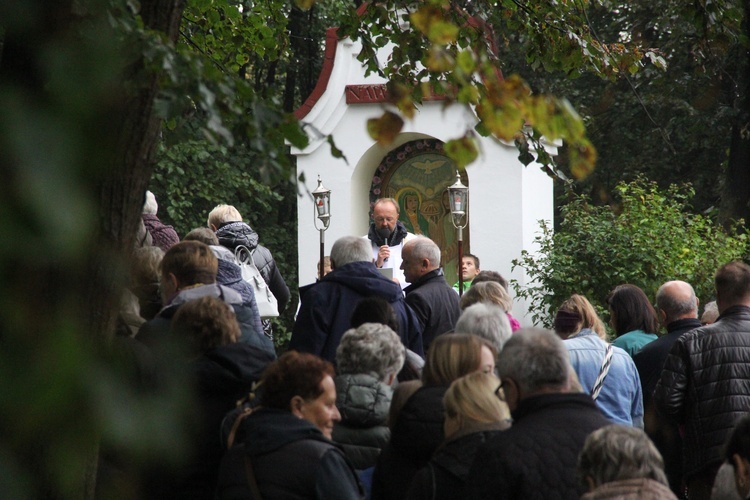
[371,385,447,500]
[404,269,460,351]
[634,317,702,400]
[333,373,392,470]
[176,343,274,498]
[290,261,424,361]
[406,427,507,500]
[633,316,701,494]
[216,408,363,500]
[654,305,750,478]
[215,221,290,313]
[464,393,610,499]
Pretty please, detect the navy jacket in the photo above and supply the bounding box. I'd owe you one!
[290,261,424,361]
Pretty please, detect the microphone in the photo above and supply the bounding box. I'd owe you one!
[376,227,391,263]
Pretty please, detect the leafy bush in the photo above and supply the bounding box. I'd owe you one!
[150,139,299,347]
[512,179,748,327]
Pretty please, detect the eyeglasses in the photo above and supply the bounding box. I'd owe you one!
[495,381,505,400]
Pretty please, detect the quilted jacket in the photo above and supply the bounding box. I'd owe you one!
[332,373,392,470]
[464,393,610,499]
[653,305,750,478]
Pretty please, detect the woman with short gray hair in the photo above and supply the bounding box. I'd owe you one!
[337,322,406,381]
[333,323,406,472]
[578,425,676,499]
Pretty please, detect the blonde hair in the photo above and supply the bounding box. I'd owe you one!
[207,204,243,229]
[557,294,607,339]
[460,281,512,312]
[422,333,494,386]
[444,371,510,424]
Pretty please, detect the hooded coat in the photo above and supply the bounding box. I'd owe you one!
[290,261,424,361]
[216,408,364,500]
[215,221,290,313]
[210,245,263,335]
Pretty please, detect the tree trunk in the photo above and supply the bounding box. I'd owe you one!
[719,4,750,228]
[0,0,186,497]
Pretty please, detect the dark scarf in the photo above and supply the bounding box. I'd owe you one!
[368,220,409,247]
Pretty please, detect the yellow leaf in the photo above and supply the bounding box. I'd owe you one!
[426,46,454,72]
[293,0,314,10]
[445,136,479,168]
[569,141,597,179]
[387,81,416,119]
[456,50,475,75]
[428,21,458,44]
[367,111,404,146]
[410,6,457,44]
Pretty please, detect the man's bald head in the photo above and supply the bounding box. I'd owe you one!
[655,280,698,325]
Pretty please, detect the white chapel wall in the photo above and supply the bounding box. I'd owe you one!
[292,34,553,326]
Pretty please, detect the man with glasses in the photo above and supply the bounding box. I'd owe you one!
[366,198,415,289]
[465,328,610,499]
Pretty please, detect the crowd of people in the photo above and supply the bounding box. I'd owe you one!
[112,193,750,499]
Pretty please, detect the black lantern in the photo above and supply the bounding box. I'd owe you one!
[312,176,331,278]
[447,171,469,295]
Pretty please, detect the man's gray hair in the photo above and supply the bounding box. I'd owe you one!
[578,425,668,488]
[454,303,512,354]
[336,323,406,380]
[496,328,570,394]
[655,281,698,317]
[407,236,441,268]
[331,236,372,268]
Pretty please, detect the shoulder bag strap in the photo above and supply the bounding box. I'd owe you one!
[226,407,253,449]
[243,454,264,500]
[590,343,614,401]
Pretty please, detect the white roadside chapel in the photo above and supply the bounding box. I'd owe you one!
[290,27,554,325]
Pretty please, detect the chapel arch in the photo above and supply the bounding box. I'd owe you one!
[366,137,470,284]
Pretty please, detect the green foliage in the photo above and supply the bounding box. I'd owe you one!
[338,1,670,178]
[151,140,299,346]
[512,178,748,327]
[497,0,748,214]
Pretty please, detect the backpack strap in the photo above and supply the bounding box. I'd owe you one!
[590,344,614,400]
[235,244,251,264]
